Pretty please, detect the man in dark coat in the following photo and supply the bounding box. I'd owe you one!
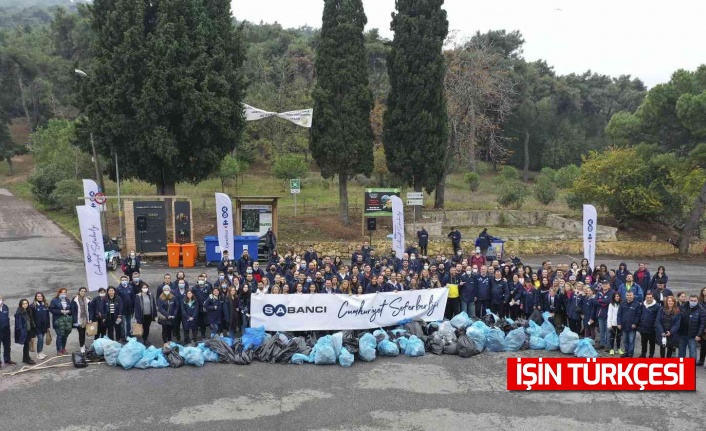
[417,227,429,257]
[637,292,661,358]
[447,227,461,254]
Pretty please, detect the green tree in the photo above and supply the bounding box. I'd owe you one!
[310,0,373,224]
[0,108,23,173]
[217,154,248,193]
[383,0,448,218]
[83,0,246,196]
[271,154,308,187]
[533,174,557,205]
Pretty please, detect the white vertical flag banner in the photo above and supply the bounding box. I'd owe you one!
[82,179,100,210]
[215,193,234,257]
[391,195,405,257]
[76,205,108,291]
[583,204,597,270]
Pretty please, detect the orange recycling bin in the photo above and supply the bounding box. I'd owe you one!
[181,243,197,268]
[167,243,181,268]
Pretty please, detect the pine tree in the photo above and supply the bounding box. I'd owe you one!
[310,0,373,224]
[83,0,245,195]
[383,0,449,218]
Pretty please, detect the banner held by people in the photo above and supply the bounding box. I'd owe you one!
[215,193,234,257]
[583,204,597,269]
[251,288,448,331]
[76,205,108,291]
[391,195,405,257]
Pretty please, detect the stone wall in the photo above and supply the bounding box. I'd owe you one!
[545,214,617,241]
[425,210,548,227]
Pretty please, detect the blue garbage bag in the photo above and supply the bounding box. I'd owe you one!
[220,337,234,347]
[505,318,515,325]
[544,332,560,351]
[529,335,547,350]
[150,352,169,368]
[338,347,354,368]
[104,340,122,366]
[331,332,343,358]
[242,326,266,350]
[486,309,501,324]
[450,311,471,329]
[540,312,555,338]
[574,338,598,358]
[291,353,313,364]
[559,327,580,354]
[117,337,146,369]
[504,327,527,352]
[314,335,336,365]
[526,320,541,337]
[404,335,425,357]
[359,333,377,362]
[92,336,112,357]
[377,339,399,357]
[485,327,506,352]
[195,343,219,362]
[397,337,409,352]
[182,346,206,367]
[469,320,491,336]
[168,342,185,351]
[372,329,389,340]
[134,346,160,370]
[466,326,487,352]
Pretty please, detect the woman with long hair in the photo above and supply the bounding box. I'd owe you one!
[28,292,50,360]
[696,287,706,366]
[71,287,91,353]
[48,288,72,356]
[650,266,668,292]
[181,290,199,344]
[15,299,35,365]
[656,295,681,358]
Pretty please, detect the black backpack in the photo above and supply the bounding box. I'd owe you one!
[72,351,88,368]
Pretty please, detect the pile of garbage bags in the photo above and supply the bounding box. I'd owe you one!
[84,311,598,371]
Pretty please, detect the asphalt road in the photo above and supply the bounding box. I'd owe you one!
[1,188,705,431]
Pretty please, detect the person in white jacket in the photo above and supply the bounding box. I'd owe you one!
[606,291,622,355]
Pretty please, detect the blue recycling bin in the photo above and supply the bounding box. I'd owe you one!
[234,235,259,261]
[204,236,221,264]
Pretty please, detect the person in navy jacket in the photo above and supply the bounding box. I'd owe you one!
[580,284,597,340]
[203,287,224,338]
[656,295,681,358]
[594,281,613,349]
[0,295,14,366]
[633,262,651,293]
[89,288,107,339]
[15,299,35,365]
[474,266,491,317]
[49,288,73,356]
[516,280,539,319]
[134,284,157,345]
[157,286,178,343]
[460,267,476,318]
[637,292,661,358]
[29,292,50,360]
[564,285,582,334]
[489,269,509,318]
[181,290,199,344]
[116,275,135,340]
[651,282,673,307]
[102,287,123,341]
[617,290,642,358]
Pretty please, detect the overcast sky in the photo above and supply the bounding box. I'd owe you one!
[231,0,705,88]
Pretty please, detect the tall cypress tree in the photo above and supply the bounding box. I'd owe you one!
[84,0,245,195]
[383,0,448,218]
[310,0,373,224]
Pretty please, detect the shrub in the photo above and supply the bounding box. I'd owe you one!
[554,164,580,189]
[464,172,480,192]
[51,179,84,213]
[29,163,66,207]
[271,154,308,183]
[539,167,557,182]
[533,174,557,206]
[497,180,527,209]
[499,165,519,181]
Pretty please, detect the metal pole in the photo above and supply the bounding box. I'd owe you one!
[90,132,109,237]
[115,149,123,245]
[294,193,297,217]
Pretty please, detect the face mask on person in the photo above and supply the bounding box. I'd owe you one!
[178,283,185,289]
[141,287,148,294]
[221,284,228,290]
[121,281,128,287]
[198,280,205,286]
[98,293,105,297]
[690,300,698,308]
[163,288,171,295]
[466,270,472,275]
[133,278,140,283]
[59,294,66,299]
[219,275,225,280]
[130,253,135,258]
[423,264,429,270]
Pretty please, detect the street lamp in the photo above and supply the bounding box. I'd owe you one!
[75,69,124,245]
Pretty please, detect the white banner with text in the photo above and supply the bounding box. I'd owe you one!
[76,205,108,291]
[251,288,448,331]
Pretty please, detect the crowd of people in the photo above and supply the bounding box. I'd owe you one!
[1,238,705,368]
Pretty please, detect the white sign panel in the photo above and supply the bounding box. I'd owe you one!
[76,205,108,291]
[391,195,405,257]
[215,193,234,257]
[583,204,597,270]
[251,288,449,331]
[406,192,423,206]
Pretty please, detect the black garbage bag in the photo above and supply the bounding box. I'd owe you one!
[273,339,300,364]
[425,333,444,355]
[495,318,514,334]
[442,342,458,355]
[457,334,480,358]
[482,313,496,326]
[426,321,440,336]
[514,318,529,329]
[403,320,426,339]
[72,351,88,368]
[289,337,312,356]
[205,337,239,364]
[305,333,317,348]
[254,337,282,363]
[163,347,185,368]
[341,332,359,355]
[529,309,543,325]
[232,343,253,365]
[84,348,102,363]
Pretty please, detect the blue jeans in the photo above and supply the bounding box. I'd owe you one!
[622,330,636,357]
[123,312,133,338]
[598,318,608,347]
[241,313,250,330]
[55,329,66,352]
[460,300,475,318]
[679,336,697,358]
[36,332,45,354]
